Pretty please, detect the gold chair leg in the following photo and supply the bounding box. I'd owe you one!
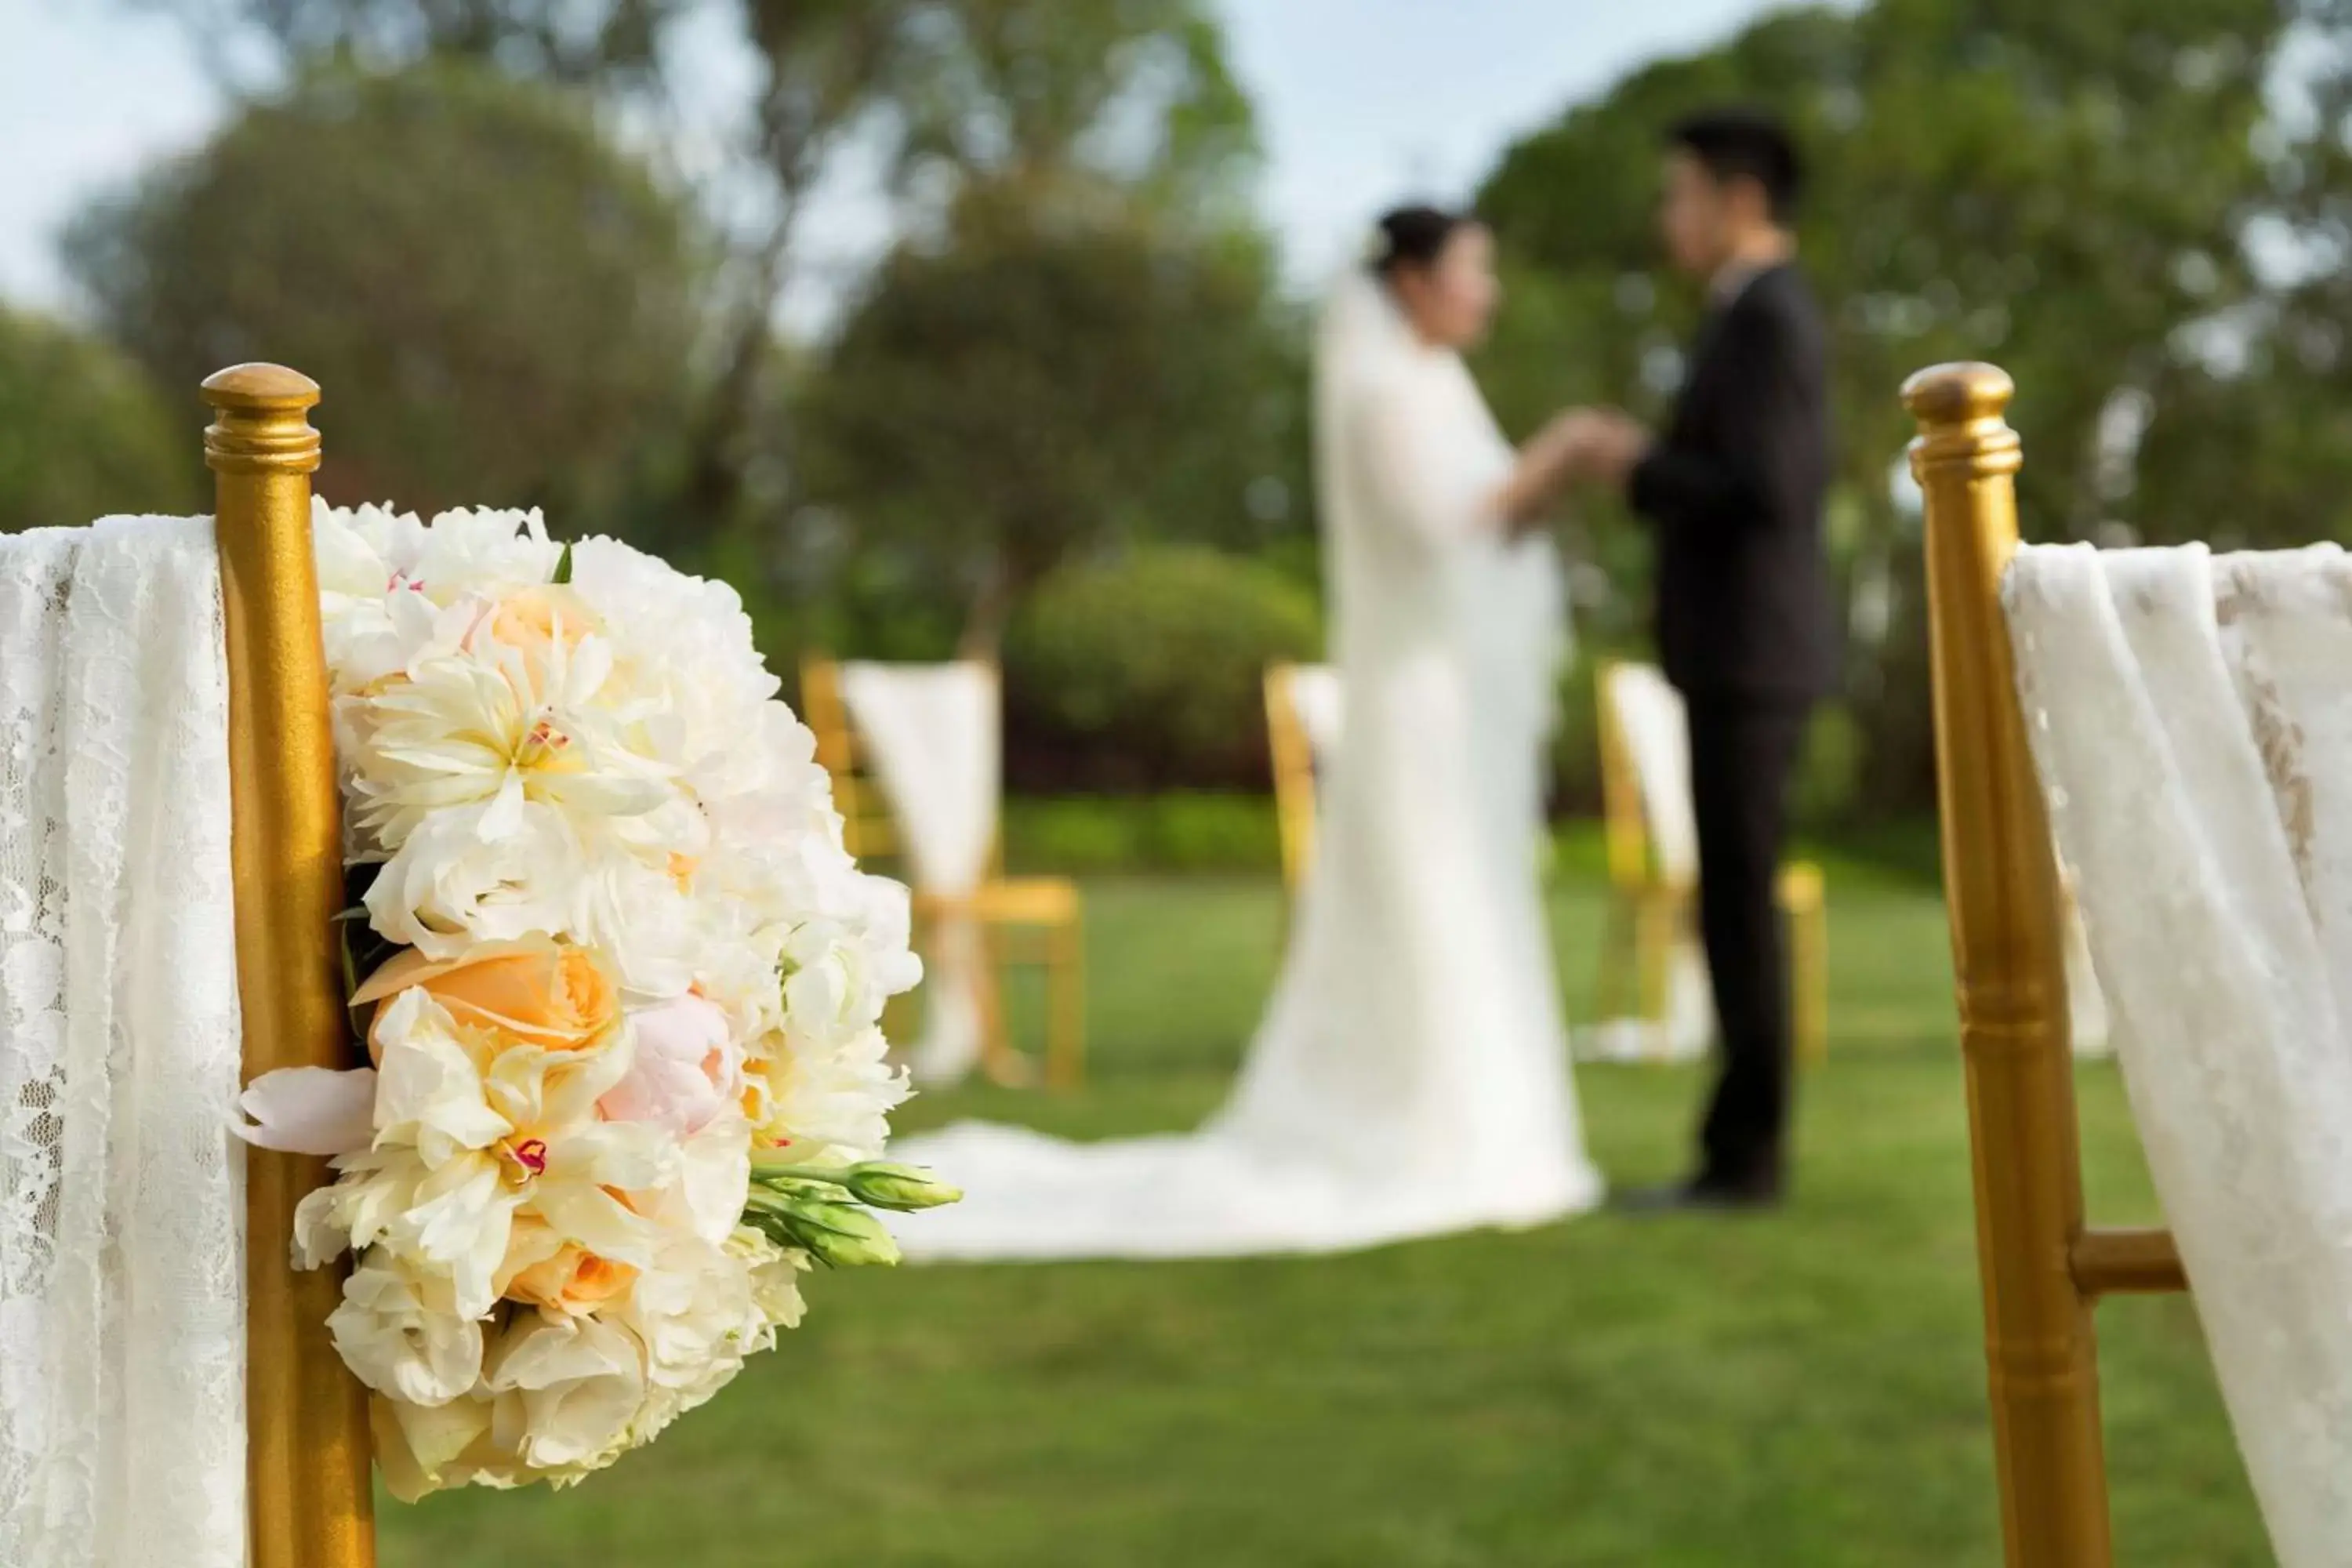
[975,920,1031,1087]
[1047,915,1085,1091]
[1595,891,1633,1036]
[1635,893,1677,1062]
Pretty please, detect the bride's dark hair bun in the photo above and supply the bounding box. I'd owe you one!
[1367,205,1468,277]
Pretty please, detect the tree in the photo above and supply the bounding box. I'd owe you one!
[68,64,704,539]
[1476,0,2289,815]
[128,0,1260,549]
[770,0,1280,655]
[886,0,1258,215]
[126,0,680,89]
[796,196,1305,651]
[0,309,201,535]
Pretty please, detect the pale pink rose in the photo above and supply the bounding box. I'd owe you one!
[598,995,742,1136]
[234,1065,379,1156]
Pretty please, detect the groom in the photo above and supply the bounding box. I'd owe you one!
[1573,108,1834,1210]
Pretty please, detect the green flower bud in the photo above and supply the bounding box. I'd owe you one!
[768,1196,902,1269]
[842,1161,963,1211]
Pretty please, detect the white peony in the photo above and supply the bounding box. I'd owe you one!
[780,901,922,1046]
[751,1024,909,1164]
[479,1311,646,1475]
[410,507,562,603]
[598,994,742,1138]
[328,1250,484,1406]
[363,801,583,957]
[350,623,678,858]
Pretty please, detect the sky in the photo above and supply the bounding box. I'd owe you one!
[0,0,1789,321]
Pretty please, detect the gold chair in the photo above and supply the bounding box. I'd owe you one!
[1593,659,1829,1067]
[1906,361,2188,1568]
[1265,662,1327,889]
[206,365,376,1566]
[800,657,1086,1090]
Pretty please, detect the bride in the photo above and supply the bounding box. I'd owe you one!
[892,205,1604,1258]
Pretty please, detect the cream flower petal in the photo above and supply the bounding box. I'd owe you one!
[236,1065,378,1156]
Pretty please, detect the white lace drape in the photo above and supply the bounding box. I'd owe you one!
[2007,541,2352,1566]
[0,518,245,1568]
[836,662,998,1084]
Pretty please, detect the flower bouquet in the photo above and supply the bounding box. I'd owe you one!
[235,503,953,1498]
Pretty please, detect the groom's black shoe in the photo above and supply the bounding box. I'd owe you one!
[1613,1174,1784,1216]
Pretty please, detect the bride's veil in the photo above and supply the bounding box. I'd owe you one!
[1312,265,1412,470]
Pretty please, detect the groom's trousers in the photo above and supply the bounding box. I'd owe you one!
[1686,696,1812,1192]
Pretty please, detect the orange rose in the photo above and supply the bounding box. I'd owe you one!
[503,1243,638,1316]
[353,938,620,1057]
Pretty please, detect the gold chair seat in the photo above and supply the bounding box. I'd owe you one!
[915,875,1080,925]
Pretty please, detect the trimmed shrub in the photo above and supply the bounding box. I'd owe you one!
[1004,546,1322,791]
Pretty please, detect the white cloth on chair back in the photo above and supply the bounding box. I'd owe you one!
[1285,664,1346,764]
[1604,663,1698,883]
[1588,662,1711,1062]
[0,519,245,1568]
[2057,873,2112,1057]
[837,662,998,1084]
[2007,540,2352,1567]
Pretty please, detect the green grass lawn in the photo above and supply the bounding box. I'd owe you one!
[379,853,2270,1566]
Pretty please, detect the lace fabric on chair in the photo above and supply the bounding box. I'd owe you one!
[0,518,245,1568]
[1284,664,1346,764]
[1588,662,1711,1062]
[2006,541,2352,1567]
[836,662,997,1084]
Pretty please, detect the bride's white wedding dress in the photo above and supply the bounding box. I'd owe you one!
[891,272,1604,1259]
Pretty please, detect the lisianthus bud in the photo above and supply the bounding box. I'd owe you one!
[763,1196,901,1269]
[840,1162,961,1211]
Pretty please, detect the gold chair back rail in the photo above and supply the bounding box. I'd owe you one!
[1904,361,2187,1568]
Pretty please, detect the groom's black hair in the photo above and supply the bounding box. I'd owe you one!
[1666,108,1802,223]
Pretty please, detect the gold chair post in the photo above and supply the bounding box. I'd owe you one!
[1905,362,2111,1568]
[205,365,376,1568]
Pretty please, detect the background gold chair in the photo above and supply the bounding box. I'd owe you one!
[800,657,1085,1090]
[1593,659,1828,1067]
[1265,661,1342,890]
[1906,361,2188,1568]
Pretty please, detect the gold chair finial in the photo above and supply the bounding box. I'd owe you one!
[1905,362,2021,483]
[203,363,322,477]
[1900,360,2013,425]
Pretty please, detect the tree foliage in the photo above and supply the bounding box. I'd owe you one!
[1476,0,2292,812]
[69,64,704,537]
[129,0,681,87]
[0,309,201,535]
[1003,544,1321,790]
[797,197,1305,648]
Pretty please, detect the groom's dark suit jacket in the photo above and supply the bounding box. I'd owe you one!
[1628,263,1835,701]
